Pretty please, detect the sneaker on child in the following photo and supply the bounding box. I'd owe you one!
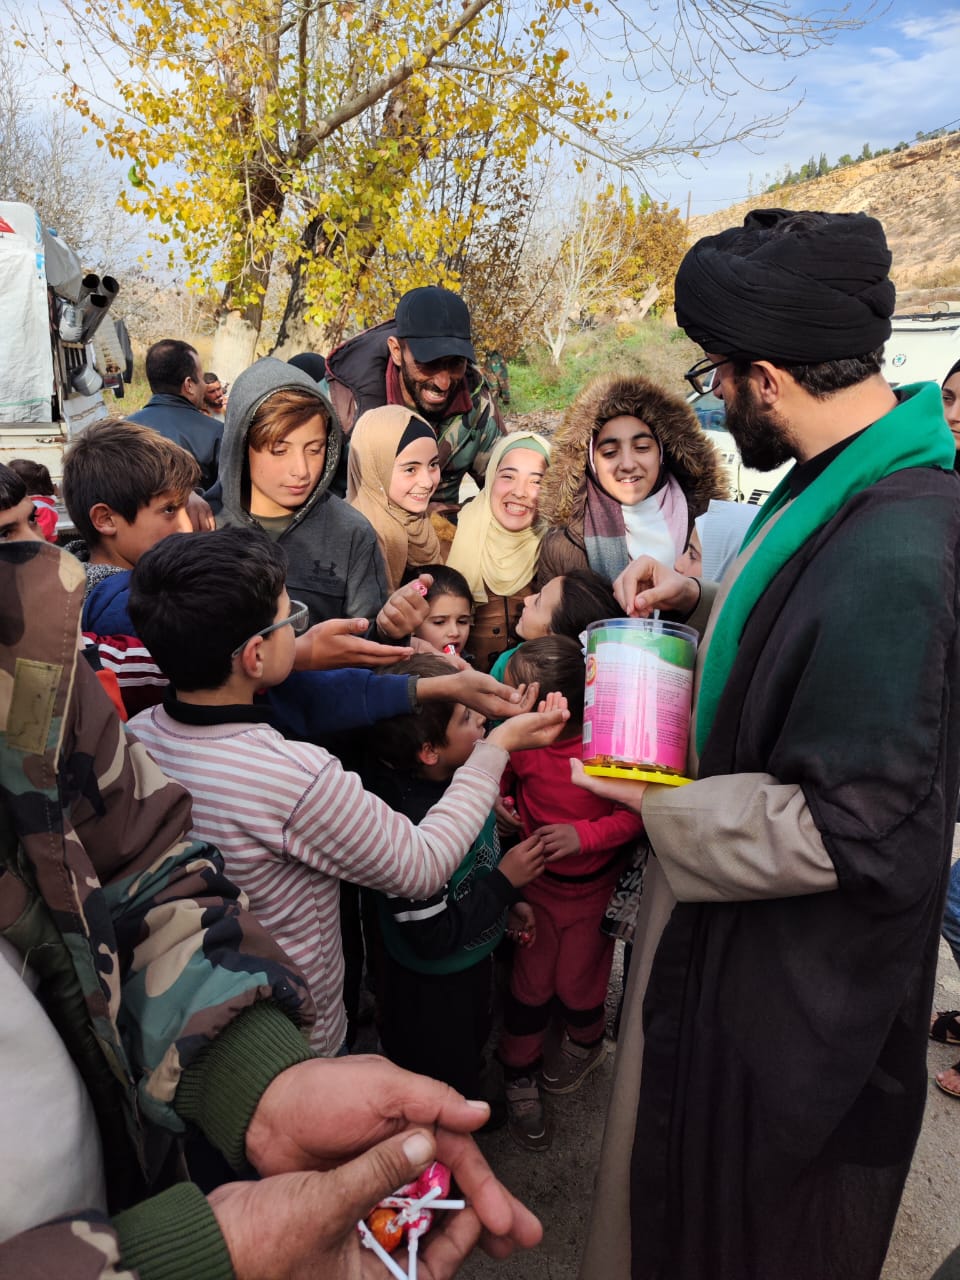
[541,1033,608,1095]
[505,1074,552,1152]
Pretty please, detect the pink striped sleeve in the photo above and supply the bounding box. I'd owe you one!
[284,740,508,897]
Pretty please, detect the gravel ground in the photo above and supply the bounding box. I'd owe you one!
[459,848,960,1280]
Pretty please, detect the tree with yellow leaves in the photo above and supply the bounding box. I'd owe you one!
[21,0,866,379]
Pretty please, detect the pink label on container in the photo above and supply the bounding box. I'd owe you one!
[583,630,695,774]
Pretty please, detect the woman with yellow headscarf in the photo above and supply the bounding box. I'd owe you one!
[447,431,551,671]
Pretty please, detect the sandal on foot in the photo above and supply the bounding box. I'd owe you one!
[935,1060,960,1099]
[930,1011,960,1044]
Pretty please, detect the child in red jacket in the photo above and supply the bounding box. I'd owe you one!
[497,635,645,1151]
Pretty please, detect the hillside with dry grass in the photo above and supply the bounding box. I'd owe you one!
[690,133,960,300]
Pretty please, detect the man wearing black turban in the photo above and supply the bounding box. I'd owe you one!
[574,210,960,1280]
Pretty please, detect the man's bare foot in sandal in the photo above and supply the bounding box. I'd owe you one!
[935,1061,960,1098]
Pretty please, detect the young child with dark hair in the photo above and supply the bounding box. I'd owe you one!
[127,527,568,1055]
[497,634,645,1152]
[6,458,59,542]
[61,417,199,633]
[489,567,624,683]
[409,564,476,659]
[0,462,42,542]
[362,654,546,1104]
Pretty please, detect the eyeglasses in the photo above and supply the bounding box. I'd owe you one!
[231,599,309,659]
[684,356,729,396]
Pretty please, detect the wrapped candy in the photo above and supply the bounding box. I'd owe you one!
[359,1161,464,1279]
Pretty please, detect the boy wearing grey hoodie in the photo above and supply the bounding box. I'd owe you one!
[212,357,390,628]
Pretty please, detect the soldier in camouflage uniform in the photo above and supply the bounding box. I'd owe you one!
[323,286,505,510]
[0,538,541,1278]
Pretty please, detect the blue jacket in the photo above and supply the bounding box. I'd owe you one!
[129,394,222,489]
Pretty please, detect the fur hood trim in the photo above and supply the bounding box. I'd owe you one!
[539,373,730,526]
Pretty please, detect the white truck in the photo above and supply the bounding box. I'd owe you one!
[691,304,960,504]
[0,201,128,484]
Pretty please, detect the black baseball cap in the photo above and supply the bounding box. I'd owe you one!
[394,286,475,364]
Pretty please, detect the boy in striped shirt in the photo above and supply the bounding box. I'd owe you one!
[127,526,568,1055]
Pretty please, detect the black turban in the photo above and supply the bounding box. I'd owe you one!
[675,208,896,362]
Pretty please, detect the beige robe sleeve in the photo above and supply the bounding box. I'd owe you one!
[642,772,838,901]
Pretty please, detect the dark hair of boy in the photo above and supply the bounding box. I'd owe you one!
[62,419,201,548]
[0,462,27,511]
[506,634,585,726]
[550,568,624,639]
[145,339,201,396]
[372,654,462,771]
[129,526,287,691]
[7,458,55,496]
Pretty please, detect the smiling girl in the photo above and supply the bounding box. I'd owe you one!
[537,374,727,586]
[346,404,442,591]
[447,432,552,671]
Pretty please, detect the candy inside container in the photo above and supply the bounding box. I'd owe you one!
[358,1161,465,1279]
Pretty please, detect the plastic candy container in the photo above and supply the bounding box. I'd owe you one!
[582,617,697,785]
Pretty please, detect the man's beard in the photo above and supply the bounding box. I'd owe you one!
[400,354,457,421]
[726,373,797,471]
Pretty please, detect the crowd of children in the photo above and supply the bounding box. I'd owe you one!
[0,355,688,1164]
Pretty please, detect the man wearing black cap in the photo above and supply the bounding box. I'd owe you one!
[574,210,960,1280]
[323,285,504,507]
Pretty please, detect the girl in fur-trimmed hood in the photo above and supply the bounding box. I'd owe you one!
[536,373,729,586]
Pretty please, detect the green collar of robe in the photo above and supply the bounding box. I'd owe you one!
[696,381,955,756]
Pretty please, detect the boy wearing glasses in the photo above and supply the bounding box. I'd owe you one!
[126,527,569,1056]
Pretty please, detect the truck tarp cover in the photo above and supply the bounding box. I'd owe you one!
[0,201,82,423]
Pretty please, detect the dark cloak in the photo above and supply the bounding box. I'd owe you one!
[630,466,960,1280]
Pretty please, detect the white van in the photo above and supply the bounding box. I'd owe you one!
[691,304,960,505]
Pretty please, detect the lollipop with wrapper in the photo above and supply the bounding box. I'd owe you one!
[358,1161,465,1280]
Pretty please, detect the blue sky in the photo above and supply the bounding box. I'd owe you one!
[622,1,960,216]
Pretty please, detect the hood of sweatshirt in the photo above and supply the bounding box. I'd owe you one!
[218,357,342,530]
[538,372,730,530]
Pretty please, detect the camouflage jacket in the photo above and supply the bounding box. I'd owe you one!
[0,542,315,1279]
[323,320,505,506]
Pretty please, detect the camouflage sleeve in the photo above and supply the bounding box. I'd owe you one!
[67,656,314,1132]
[0,1185,232,1280]
[469,387,507,489]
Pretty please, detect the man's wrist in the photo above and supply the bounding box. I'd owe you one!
[174,1003,313,1170]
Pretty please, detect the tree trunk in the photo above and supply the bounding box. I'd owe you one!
[272,214,334,358]
[210,165,283,383]
[212,306,262,386]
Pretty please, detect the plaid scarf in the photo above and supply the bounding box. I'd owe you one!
[582,470,689,583]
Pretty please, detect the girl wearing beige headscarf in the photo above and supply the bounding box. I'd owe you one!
[446,431,551,671]
[347,405,442,592]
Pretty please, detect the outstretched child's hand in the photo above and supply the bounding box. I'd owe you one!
[499,834,545,888]
[419,670,540,720]
[295,618,412,670]
[534,823,581,862]
[506,902,536,947]
[487,694,569,753]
